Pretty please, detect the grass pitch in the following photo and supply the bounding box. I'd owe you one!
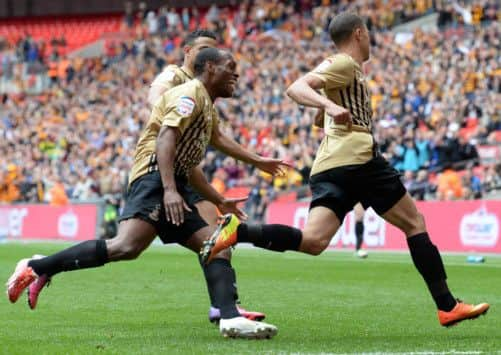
[0,242,499,354]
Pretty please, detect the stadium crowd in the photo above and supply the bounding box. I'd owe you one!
[0,0,500,221]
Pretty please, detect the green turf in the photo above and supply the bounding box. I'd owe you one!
[0,243,499,354]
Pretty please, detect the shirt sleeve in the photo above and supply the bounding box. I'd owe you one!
[161,90,201,135]
[150,68,181,91]
[212,108,220,127]
[309,56,355,90]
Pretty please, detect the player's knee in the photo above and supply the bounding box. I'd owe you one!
[301,236,330,256]
[412,212,426,232]
[405,212,426,235]
[310,240,330,255]
[214,247,232,260]
[115,241,143,260]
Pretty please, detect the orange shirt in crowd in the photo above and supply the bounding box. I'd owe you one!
[437,169,463,199]
[47,61,58,79]
[211,177,226,195]
[211,169,227,195]
[49,182,69,206]
[58,59,70,79]
[0,166,21,203]
[0,182,20,203]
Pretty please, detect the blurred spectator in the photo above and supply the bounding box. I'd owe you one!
[247,178,276,221]
[483,165,501,193]
[437,0,455,28]
[400,139,420,172]
[0,0,499,218]
[157,7,168,34]
[47,177,69,206]
[166,8,180,31]
[437,166,463,200]
[408,170,432,201]
[415,130,431,169]
[462,167,483,199]
[137,2,148,25]
[0,165,21,203]
[206,4,220,24]
[211,168,227,195]
[181,8,190,31]
[101,195,119,239]
[124,1,134,28]
[146,11,159,35]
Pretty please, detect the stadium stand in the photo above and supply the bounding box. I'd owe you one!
[0,15,122,56]
[0,0,500,220]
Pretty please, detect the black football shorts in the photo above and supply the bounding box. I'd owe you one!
[119,171,207,244]
[309,156,406,221]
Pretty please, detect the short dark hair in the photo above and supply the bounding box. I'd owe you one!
[182,29,217,47]
[328,13,366,46]
[193,47,224,76]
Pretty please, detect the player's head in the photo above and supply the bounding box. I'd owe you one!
[328,13,370,61]
[182,29,218,70]
[194,48,238,98]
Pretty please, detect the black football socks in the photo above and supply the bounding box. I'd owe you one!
[200,257,240,308]
[355,221,364,251]
[201,260,217,307]
[28,240,109,277]
[407,233,456,311]
[236,224,302,252]
[203,258,240,319]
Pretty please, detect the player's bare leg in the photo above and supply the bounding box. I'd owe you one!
[299,206,342,255]
[106,219,157,261]
[196,200,219,225]
[185,227,277,339]
[382,193,489,326]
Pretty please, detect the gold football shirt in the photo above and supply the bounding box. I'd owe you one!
[129,79,218,185]
[150,64,194,95]
[309,53,374,175]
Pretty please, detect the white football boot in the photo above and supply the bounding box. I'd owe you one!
[219,316,278,339]
[356,249,368,258]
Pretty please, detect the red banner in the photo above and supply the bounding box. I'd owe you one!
[0,204,98,241]
[266,200,501,253]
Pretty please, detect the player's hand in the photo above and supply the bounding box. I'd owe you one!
[326,104,352,131]
[255,157,293,176]
[217,197,248,221]
[163,189,192,226]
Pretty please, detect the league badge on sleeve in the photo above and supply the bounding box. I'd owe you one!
[176,96,196,116]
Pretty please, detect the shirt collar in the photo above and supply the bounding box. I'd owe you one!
[194,78,214,104]
[180,65,194,79]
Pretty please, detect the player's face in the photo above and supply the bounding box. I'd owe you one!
[213,55,239,98]
[360,26,371,61]
[186,37,218,67]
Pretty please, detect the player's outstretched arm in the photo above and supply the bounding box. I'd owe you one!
[210,124,292,176]
[156,126,192,226]
[188,166,248,220]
